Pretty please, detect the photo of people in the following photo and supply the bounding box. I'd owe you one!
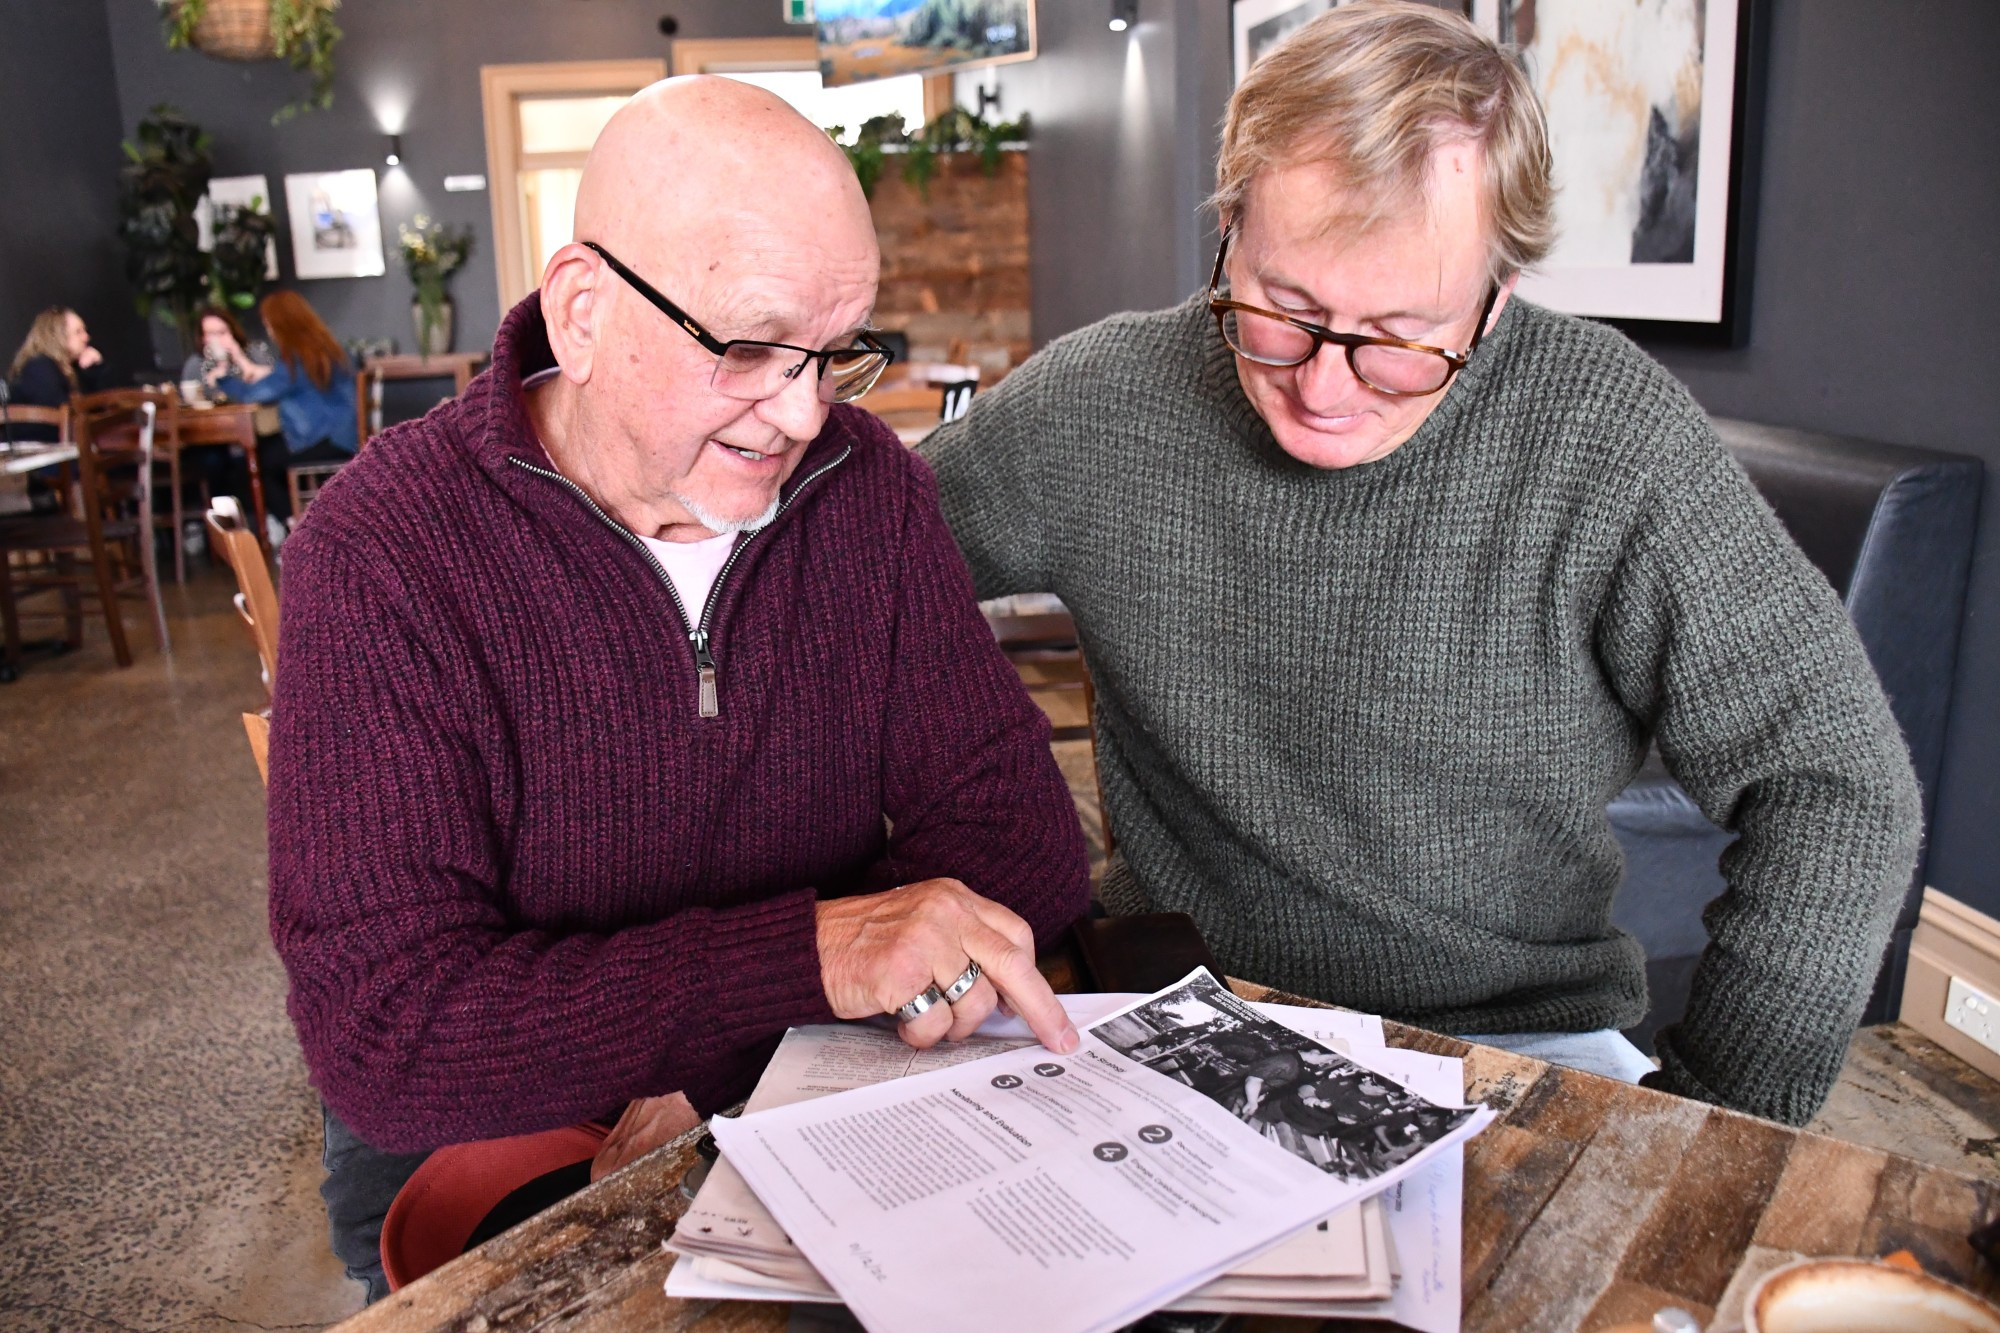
[1092,970,1473,1182]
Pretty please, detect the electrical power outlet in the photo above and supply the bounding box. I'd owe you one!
[1944,975,2000,1056]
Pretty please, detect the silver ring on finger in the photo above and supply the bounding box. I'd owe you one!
[894,984,946,1024]
[942,961,982,1005]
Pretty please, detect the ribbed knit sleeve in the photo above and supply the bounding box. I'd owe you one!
[1596,431,1923,1124]
[921,350,1064,600]
[268,530,836,1152]
[861,451,1091,947]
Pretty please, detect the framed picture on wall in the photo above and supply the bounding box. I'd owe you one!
[1232,0,1469,84]
[282,169,386,280]
[197,175,280,280]
[1471,0,1766,342]
[816,0,1036,87]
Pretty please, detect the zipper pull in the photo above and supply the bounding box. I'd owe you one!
[691,628,719,718]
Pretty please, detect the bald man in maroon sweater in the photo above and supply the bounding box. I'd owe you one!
[268,79,1089,1300]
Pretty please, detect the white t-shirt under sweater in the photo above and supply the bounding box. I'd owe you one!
[521,366,738,623]
[639,530,737,623]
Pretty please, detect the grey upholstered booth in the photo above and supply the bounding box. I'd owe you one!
[1609,418,1983,1053]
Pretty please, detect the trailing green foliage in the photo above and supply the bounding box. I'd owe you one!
[118,105,213,355]
[827,107,1030,198]
[158,0,343,124]
[210,199,277,311]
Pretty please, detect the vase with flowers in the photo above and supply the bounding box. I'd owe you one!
[398,215,473,357]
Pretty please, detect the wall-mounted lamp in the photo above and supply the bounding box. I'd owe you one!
[1109,0,1137,32]
[385,134,403,167]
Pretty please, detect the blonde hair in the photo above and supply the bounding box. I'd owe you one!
[1213,0,1555,281]
[9,307,79,387]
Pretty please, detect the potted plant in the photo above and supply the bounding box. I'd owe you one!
[210,198,278,313]
[118,105,214,357]
[398,216,474,357]
[829,107,1031,198]
[159,0,343,124]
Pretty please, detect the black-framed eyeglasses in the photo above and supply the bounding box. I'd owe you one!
[581,241,895,404]
[1206,224,1498,398]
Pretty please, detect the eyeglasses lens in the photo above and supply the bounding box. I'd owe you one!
[710,344,891,404]
[1220,308,1452,396]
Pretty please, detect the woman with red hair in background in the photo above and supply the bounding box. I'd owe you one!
[208,289,355,538]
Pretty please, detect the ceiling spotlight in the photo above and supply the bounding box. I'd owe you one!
[1109,0,1136,32]
[385,134,403,167]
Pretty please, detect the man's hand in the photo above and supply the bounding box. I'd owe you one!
[816,879,1078,1055]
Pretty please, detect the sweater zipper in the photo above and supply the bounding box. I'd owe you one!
[508,446,852,717]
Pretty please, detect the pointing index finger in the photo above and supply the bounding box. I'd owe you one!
[963,921,1077,1054]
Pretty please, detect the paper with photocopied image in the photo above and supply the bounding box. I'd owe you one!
[701,968,1491,1333]
[670,991,1396,1299]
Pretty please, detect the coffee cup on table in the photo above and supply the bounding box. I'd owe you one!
[179,380,207,408]
[1743,1257,2000,1333]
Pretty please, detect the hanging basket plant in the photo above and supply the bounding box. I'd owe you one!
[160,0,343,124]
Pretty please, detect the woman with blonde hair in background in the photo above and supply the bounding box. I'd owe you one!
[208,288,355,541]
[7,307,108,443]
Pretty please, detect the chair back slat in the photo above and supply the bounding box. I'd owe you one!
[1,402,72,442]
[206,494,280,693]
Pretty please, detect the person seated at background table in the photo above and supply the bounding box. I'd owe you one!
[207,288,355,536]
[267,76,1089,1302]
[921,0,1921,1126]
[180,305,271,387]
[6,306,108,443]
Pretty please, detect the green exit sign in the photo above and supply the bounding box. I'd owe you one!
[784,0,815,23]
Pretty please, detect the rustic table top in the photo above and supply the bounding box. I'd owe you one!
[335,981,1999,1333]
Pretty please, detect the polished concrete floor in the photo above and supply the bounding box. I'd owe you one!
[0,562,1990,1333]
[0,565,359,1332]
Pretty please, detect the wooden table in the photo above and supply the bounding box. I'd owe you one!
[177,402,268,550]
[334,981,1998,1333]
[366,352,488,396]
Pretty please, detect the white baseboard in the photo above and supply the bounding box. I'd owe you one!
[1901,887,2000,1081]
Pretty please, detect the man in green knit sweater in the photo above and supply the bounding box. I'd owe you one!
[921,1,1921,1125]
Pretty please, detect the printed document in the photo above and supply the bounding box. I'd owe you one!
[707,968,1491,1333]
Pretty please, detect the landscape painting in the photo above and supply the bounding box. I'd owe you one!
[817,0,1037,87]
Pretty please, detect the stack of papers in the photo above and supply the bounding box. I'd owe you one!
[665,969,1486,1333]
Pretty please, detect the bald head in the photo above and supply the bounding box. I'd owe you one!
[574,76,876,296]
[529,76,883,544]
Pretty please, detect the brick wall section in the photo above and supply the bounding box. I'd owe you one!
[869,151,1030,382]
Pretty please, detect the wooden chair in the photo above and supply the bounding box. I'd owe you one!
[206,495,278,695]
[0,404,74,513]
[0,393,169,677]
[206,495,278,782]
[356,364,383,444]
[127,384,195,580]
[983,601,1114,856]
[287,460,346,520]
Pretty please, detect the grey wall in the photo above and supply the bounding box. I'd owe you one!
[100,0,800,364]
[0,1,152,383]
[1629,1,2000,919]
[959,0,1230,345]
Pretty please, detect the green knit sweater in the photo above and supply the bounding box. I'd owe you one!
[922,294,1922,1125]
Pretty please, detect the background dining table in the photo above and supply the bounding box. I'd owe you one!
[327,951,1999,1333]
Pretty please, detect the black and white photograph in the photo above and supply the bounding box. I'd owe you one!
[1093,971,1474,1182]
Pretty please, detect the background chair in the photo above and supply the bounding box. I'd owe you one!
[0,393,169,678]
[1609,417,1983,1050]
[356,364,382,445]
[206,494,278,781]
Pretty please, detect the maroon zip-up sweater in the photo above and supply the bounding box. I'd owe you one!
[268,296,1089,1153]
